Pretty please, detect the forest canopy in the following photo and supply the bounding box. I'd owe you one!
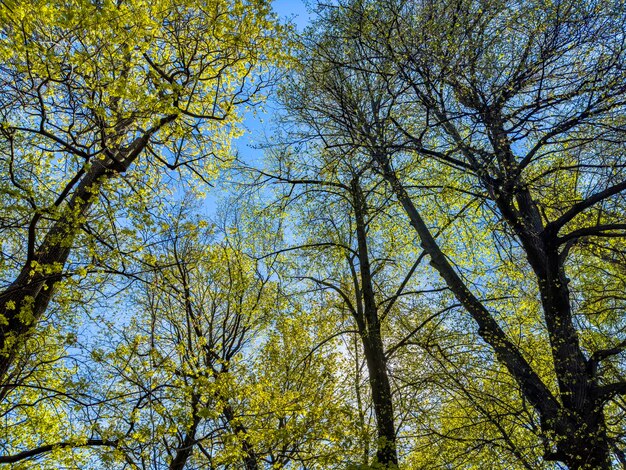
[1,0,626,469]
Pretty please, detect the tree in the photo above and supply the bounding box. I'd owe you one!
[0,0,282,384]
[255,126,461,466]
[113,215,269,470]
[282,0,626,467]
[1,197,350,468]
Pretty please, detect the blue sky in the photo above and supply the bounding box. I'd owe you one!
[233,0,312,164]
[202,0,312,214]
[273,0,311,30]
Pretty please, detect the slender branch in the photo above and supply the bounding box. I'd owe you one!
[558,224,626,244]
[255,242,356,260]
[295,329,359,369]
[597,382,626,400]
[591,339,626,363]
[295,275,358,318]
[250,167,350,191]
[385,303,460,359]
[0,439,118,464]
[546,181,626,234]
[380,251,427,321]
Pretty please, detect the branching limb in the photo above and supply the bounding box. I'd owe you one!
[0,439,118,464]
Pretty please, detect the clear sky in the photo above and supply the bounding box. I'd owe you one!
[272,0,311,30]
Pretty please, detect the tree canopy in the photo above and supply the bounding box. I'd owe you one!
[1,0,626,469]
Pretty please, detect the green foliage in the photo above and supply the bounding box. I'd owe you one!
[2,0,626,469]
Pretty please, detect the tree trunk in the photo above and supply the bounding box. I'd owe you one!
[374,160,560,419]
[362,330,398,467]
[0,114,177,386]
[377,157,617,469]
[222,403,259,470]
[352,178,398,468]
[0,158,108,384]
[494,188,613,469]
[551,411,612,470]
[170,393,202,470]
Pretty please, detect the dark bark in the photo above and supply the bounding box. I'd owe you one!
[493,185,612,469]
[362,333,397,467]
[374,158,560,420]
[222,404,260,470]
[0,157,110,384]
[376,155,613,469]
[169,393,202,470]
[0,114,177,386]
[480,106,612,467]
[0,439,117,464]
[374,71,618,465]
[351,178,398,467]
[492,183,590,413]
[555,417,612,470]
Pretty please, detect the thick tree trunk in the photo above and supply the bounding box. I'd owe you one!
[170,393,202,470]
[0,114,176,387]
[376,158,617,469]
[362,330,397,467]
[0,159,108,384]
[375,161,560,419]
[352,178,398,467]
[551,411,612,470]
[495,187,590,412]
[495,188,613,469]
[561,438,612,470]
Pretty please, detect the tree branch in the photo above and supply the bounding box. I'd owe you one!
[558,224,626,244]
[0,439,118,464]
[546,181,626,234]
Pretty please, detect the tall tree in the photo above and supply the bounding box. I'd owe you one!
[0,0,282,384]
[283,0,626,467]
[0,198,348,468]
[256,134,455,466]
